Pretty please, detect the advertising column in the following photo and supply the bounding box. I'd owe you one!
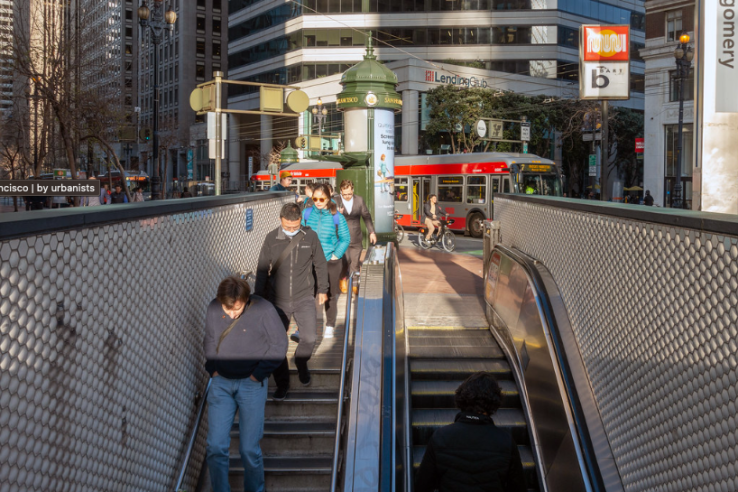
[372,107,396,233]
[697,0,738,213]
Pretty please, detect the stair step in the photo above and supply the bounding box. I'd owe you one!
[411,380,520,409]
[230,421,337,456]
[267,369,341,390]
[412,408,528,445]
[408,345,504,359]
[265,391,339,419]
[410,359,511,380]
[408,328,492,338]
[412,445,538,489]
[229,457,333,491]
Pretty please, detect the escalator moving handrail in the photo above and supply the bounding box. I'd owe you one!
[330,270,360,492]
[174,377,212,492]
[497,246,606,492]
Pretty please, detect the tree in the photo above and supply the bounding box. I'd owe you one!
[0,107,31,211]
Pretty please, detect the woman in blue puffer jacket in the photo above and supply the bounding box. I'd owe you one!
[302,183,350,339]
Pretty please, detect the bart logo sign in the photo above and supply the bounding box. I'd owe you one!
[580,25,631,100]
[582,26,630,62]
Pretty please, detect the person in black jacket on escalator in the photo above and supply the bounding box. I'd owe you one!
[415,371,527,492]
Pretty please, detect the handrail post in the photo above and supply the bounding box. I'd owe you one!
[174,377,212,492]
[330,270,360,491]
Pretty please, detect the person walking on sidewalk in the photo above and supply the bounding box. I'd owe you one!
[204,276,288,492]
[302,184,350,339]
[337,180,376,277]
[255,203,329,400]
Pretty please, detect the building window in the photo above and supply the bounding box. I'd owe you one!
[197,0,205,10]
[437,176,464,203]
[196,38,206,57]
[196,62,205,80]
[213,18,221,35]
[125,26,132,38]
[125,44,133,54]
[669,69,694,102]
[213,0,221,11]
[196,14,206,32]
[666,10,682,42]
[213,41,221,59]
[664,123,693,207]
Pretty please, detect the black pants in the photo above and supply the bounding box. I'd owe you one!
[272,295,317,390]
[346,242,363,274]
[316,258,343,328]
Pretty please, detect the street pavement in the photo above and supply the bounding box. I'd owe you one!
[397,228,484,258]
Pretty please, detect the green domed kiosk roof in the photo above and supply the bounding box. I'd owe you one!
[337,32,402,112]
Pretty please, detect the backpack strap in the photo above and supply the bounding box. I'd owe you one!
[304,207,312,222]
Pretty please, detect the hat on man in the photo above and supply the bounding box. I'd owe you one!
[279,171,292,180]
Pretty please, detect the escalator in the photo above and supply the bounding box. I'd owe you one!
[407,325,538,490]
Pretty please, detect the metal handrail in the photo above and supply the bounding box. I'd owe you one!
[330,270,360,492]
[174,377,212,492]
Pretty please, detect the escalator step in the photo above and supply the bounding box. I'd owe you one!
[409,345,505,359]
[407,325,489,332]
[408,335,500,347]
[412,408,528,445]
[411,380,520,409]
[410,359,511,380]
[412,445,539,489]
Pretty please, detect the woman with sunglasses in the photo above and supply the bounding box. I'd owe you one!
[302,183,350,339]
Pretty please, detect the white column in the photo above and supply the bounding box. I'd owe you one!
[261,115,272,168]
[402,90,419,155]
[297,113,305,160]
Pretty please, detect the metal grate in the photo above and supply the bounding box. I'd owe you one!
[0,195,293,491]
[495,197,738,492]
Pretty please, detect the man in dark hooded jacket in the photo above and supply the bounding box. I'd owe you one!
[415,372,527,492]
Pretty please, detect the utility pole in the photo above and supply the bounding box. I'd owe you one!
[214,71,223,196]
[600,100,608,201]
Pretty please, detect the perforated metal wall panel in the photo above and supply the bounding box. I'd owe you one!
[495,197,738,492]
[0,195,293,492]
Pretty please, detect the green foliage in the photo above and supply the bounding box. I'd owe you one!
[422,85,644,195]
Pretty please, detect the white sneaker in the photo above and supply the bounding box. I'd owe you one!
[324,326,335,339]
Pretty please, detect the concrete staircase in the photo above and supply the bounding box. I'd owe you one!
[226,295,352,492]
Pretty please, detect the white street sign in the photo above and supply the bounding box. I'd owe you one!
[581,62,630,99]
[476,120,487,138]
[521,124,531,141]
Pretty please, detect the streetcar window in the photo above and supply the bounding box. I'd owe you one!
[438,175,463,203]
[466,176,487,204]
[503,177,511,193]
[394,178,408,202]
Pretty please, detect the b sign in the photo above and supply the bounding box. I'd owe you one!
[581,62,630,99]
[580,25,631,100]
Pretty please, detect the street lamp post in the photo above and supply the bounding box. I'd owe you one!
[672,33,693,209]
[311,98,328,153]
[138,0,176,200]
[24,81,39,176]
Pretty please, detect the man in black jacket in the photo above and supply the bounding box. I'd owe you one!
[416,372,527,492]
[337,179,376,275]
[255,202,329,400]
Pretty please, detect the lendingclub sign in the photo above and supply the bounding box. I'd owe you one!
[579,25,631,100]
[424,70,490,88]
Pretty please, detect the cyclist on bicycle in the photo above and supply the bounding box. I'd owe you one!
[423,194,446,241]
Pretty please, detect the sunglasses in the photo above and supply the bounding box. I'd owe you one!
[314,197,329,203]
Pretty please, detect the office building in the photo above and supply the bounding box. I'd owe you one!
[226,0,646,178]
[641,0,694,208]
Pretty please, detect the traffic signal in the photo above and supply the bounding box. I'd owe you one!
[139,128,152,141]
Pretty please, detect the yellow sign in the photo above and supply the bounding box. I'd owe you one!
[259,86,284,113]
[523,164,554,173]
[337,96,359,105]
[384,96,403,106]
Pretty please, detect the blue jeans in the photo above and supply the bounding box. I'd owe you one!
[207,375,268,492]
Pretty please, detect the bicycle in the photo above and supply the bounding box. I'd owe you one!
[394,211,405,242]
[417,215,456,253]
